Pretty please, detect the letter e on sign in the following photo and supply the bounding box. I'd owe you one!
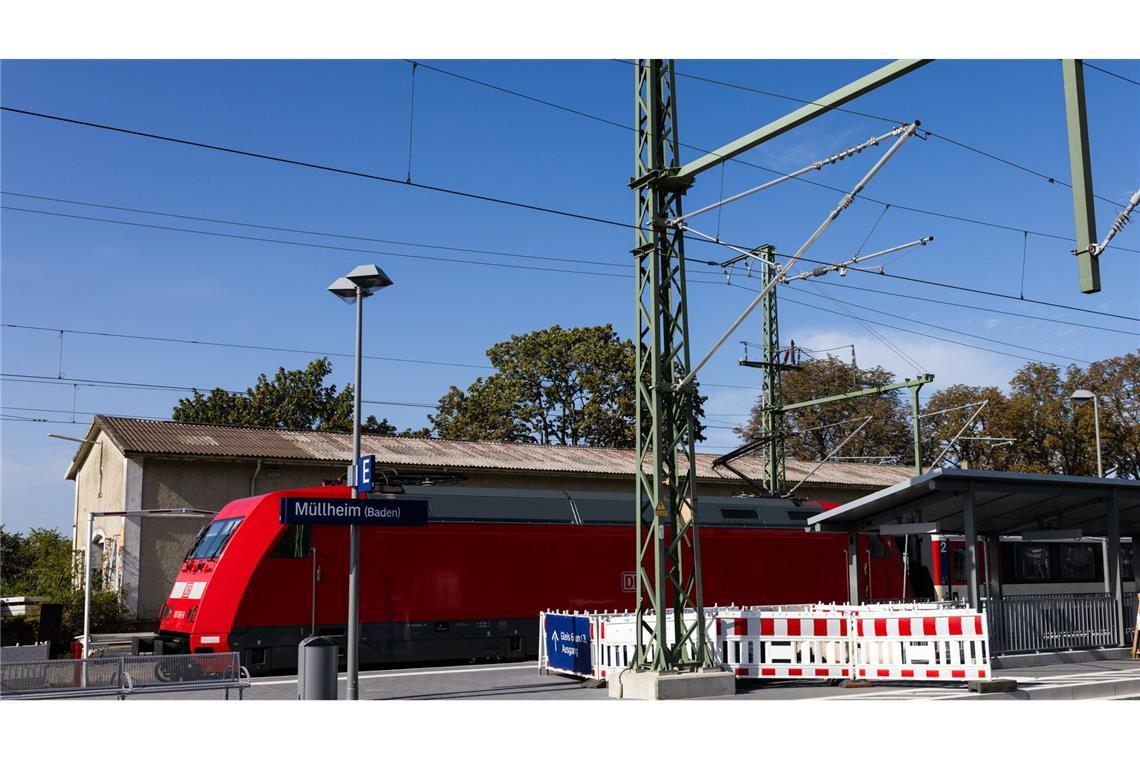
[358,455,375,493]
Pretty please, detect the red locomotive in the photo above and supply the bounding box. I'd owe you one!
[156,485,905,674]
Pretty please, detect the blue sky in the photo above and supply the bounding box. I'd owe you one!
[2,59,1137,534]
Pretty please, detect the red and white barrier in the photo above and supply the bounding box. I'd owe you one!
[539,602,991,685]
[851,611,991,681]
[717,609,853,679]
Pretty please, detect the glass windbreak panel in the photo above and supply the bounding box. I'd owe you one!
[270,525,311,559]
[1016,544,1051,582]
[1060,544,1098,582]
[187,517,243,560]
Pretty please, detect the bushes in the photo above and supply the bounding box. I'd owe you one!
[0,525,132,649]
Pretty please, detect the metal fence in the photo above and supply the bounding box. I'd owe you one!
[984,593,1127,655]
[0,652,247,700]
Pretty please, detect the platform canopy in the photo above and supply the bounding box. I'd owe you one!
[806,468,1139,617]
[806,468,1140,537]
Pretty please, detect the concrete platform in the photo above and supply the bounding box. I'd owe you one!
[83,656,1140,701]
[607,669,735,700]
[992,646,1133,669]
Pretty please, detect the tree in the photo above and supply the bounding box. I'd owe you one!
[430,323,705,447]
[1078,352,1140,479]
[172,358,408,435]
[1001,362,1084,475]
[920,384,1017,471]
[735,356,912,462]
[0,526,130,645]
[730,350,1138,477]
[918,352,1138,477]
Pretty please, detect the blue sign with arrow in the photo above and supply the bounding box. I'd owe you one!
[544,613,592,675]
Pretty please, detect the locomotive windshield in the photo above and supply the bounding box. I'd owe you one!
[187,517,244,560]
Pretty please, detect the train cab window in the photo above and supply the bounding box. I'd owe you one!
[867,534,887,559]
[270,525,311,559]
[1015,544,1051,582]
[951,548,966,583]
[187,517,243,560]
[1060,544,1099,582]
[1123,545,1135,582]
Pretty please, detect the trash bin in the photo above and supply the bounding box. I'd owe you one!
[297,635,339,700]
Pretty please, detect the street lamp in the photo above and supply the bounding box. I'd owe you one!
[327,263,393,701]
[1068,389,1102,478]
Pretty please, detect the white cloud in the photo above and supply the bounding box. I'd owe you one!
[790,328,1021,392]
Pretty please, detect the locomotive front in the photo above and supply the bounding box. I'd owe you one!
[155,507,247,655]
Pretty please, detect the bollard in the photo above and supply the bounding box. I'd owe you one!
[297,635,339,700]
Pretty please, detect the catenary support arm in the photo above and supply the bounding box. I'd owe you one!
[677,122,919,388]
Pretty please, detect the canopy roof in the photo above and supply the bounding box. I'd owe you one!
[806,468,1140,537]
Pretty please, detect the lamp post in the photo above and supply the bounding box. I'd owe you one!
[1068,388,1102,478]
[327,264,393,701]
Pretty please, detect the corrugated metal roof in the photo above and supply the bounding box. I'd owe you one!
[68,415,913,489]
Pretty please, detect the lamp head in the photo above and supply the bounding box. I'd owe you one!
[1068,389,1095,407]
[327,276,360,304]
[345,264,393,293]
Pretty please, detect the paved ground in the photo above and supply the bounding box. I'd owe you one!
[129,656,1140,701]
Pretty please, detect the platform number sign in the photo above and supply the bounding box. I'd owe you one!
[357,455,375,493]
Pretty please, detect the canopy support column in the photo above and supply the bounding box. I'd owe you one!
[1106,491,1124,647]
[962,484,980,611]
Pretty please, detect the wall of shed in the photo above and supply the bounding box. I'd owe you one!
[72,431,132,608]
[137,518,210,621]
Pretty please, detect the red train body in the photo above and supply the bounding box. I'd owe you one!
[157,486,904,674]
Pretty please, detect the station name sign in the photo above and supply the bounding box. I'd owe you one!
[280,497,429,527]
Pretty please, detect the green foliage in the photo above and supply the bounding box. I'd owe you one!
[55,586,132,642]
[1,526,74,599]
[923,352,1139,477]
[0,526,131,642]
[920,384,1016,471]
[735,350,1138,477]
[735,356,911,461]
[431,323,705,447]
[172,357,414,435]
